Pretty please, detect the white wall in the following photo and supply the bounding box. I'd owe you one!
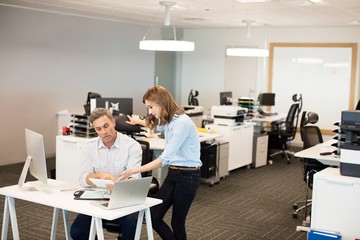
[0,6,155,165]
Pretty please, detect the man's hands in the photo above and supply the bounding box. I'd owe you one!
[86,172,116,186]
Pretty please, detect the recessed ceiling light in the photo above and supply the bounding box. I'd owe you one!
[235,0,274,3]
[349,20,360,25]
[183,17,204,22]
[307,0,322,3]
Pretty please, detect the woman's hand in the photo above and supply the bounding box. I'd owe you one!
[126,114,142,125]
[117,169,135,181]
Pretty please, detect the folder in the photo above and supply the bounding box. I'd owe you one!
[307,229,342,240]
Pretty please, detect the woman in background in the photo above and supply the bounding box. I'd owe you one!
[119,85,202,240]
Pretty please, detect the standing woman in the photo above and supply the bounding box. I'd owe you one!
[119,85,202,240]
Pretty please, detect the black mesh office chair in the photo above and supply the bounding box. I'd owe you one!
[114,115,142,137]
[102,139,159,233]
[83,92,101,116]
[292,111,327,221]
[268,94,302,163]
[188,89,199,106]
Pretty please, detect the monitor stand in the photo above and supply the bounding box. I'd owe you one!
[17,156,38,191]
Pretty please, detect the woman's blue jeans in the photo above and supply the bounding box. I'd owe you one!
[151,168,201,240]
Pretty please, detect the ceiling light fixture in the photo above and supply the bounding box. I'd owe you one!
[226,20,269,57]
[139,1,194,52]
[235,0,273,2]
[307,0,322,3]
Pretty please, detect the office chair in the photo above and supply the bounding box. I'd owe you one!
[268,94,302,163]
[292,111,327,221]
[188,89,199,106]
[83,92,102,116]
[114,115,142,137]
[102,139,159,233]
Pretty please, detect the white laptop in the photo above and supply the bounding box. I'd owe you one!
[93,176,152,210]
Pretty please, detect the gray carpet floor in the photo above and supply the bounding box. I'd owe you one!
[0,151,308,240]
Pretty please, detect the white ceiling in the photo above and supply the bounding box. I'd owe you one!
[1,0,360,28]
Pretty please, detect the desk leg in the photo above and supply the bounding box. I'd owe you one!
[1,197,19,240]
[50,208,59,240]
[134,209,145,240]
[144,208,154,240]
[1,197,9,240]
[134,208,154,240]
[51,208,70,240]
[62,209,70,240]
[89,217,104,240]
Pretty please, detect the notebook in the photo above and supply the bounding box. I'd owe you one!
[92,176,152,210]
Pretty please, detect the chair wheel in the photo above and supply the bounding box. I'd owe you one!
[292,212,298,218]
[293,204,298,210]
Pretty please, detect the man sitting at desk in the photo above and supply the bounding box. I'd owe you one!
[70,108,142,240]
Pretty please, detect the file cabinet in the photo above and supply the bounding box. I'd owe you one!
[206,123,254,171]
[252,133,268,168]
[56,135,94,184]
[311,167,360,240]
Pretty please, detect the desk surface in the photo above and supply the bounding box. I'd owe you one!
[0,180,162,221]
[294,140,340,167]
[248,113,287,123]
[137,132,222,150]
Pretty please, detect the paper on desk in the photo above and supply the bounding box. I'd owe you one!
[79,190,111,199]
[89,178,114,188]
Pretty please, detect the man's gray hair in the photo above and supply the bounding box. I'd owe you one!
[89,108,114,123]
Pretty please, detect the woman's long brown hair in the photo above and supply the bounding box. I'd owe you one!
[143,85,184,130]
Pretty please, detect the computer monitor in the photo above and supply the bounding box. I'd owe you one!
[90,97,133,116]
[220,91,233,105]
[18,129,48,191]
[258,93,275,106]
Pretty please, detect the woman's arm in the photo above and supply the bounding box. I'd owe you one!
[117,158,162,181]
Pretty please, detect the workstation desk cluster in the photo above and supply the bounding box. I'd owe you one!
[56,112,288,185]
[56,132,226,187]
[295,140,360,240]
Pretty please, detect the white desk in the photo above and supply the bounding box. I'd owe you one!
[249,113,287,124]
[136,132,223,186]
[0,179,162,240]
[136,132,223,150]
[294,139,340,167]
[247,113,287,133]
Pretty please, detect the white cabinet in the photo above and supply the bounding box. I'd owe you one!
[252,133,268,168]
[56,135,94,184]
[206,123,254,171]
[311,167,360,240]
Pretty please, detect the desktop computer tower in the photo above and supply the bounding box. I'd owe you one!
[200,142,217,179]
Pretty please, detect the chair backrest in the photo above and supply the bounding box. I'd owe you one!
[115,115,142,137]
[284,103,300,140]
[301,126,323,149]
[135,139,159,196]
[135,139,151,177]
[299,111,323,149]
